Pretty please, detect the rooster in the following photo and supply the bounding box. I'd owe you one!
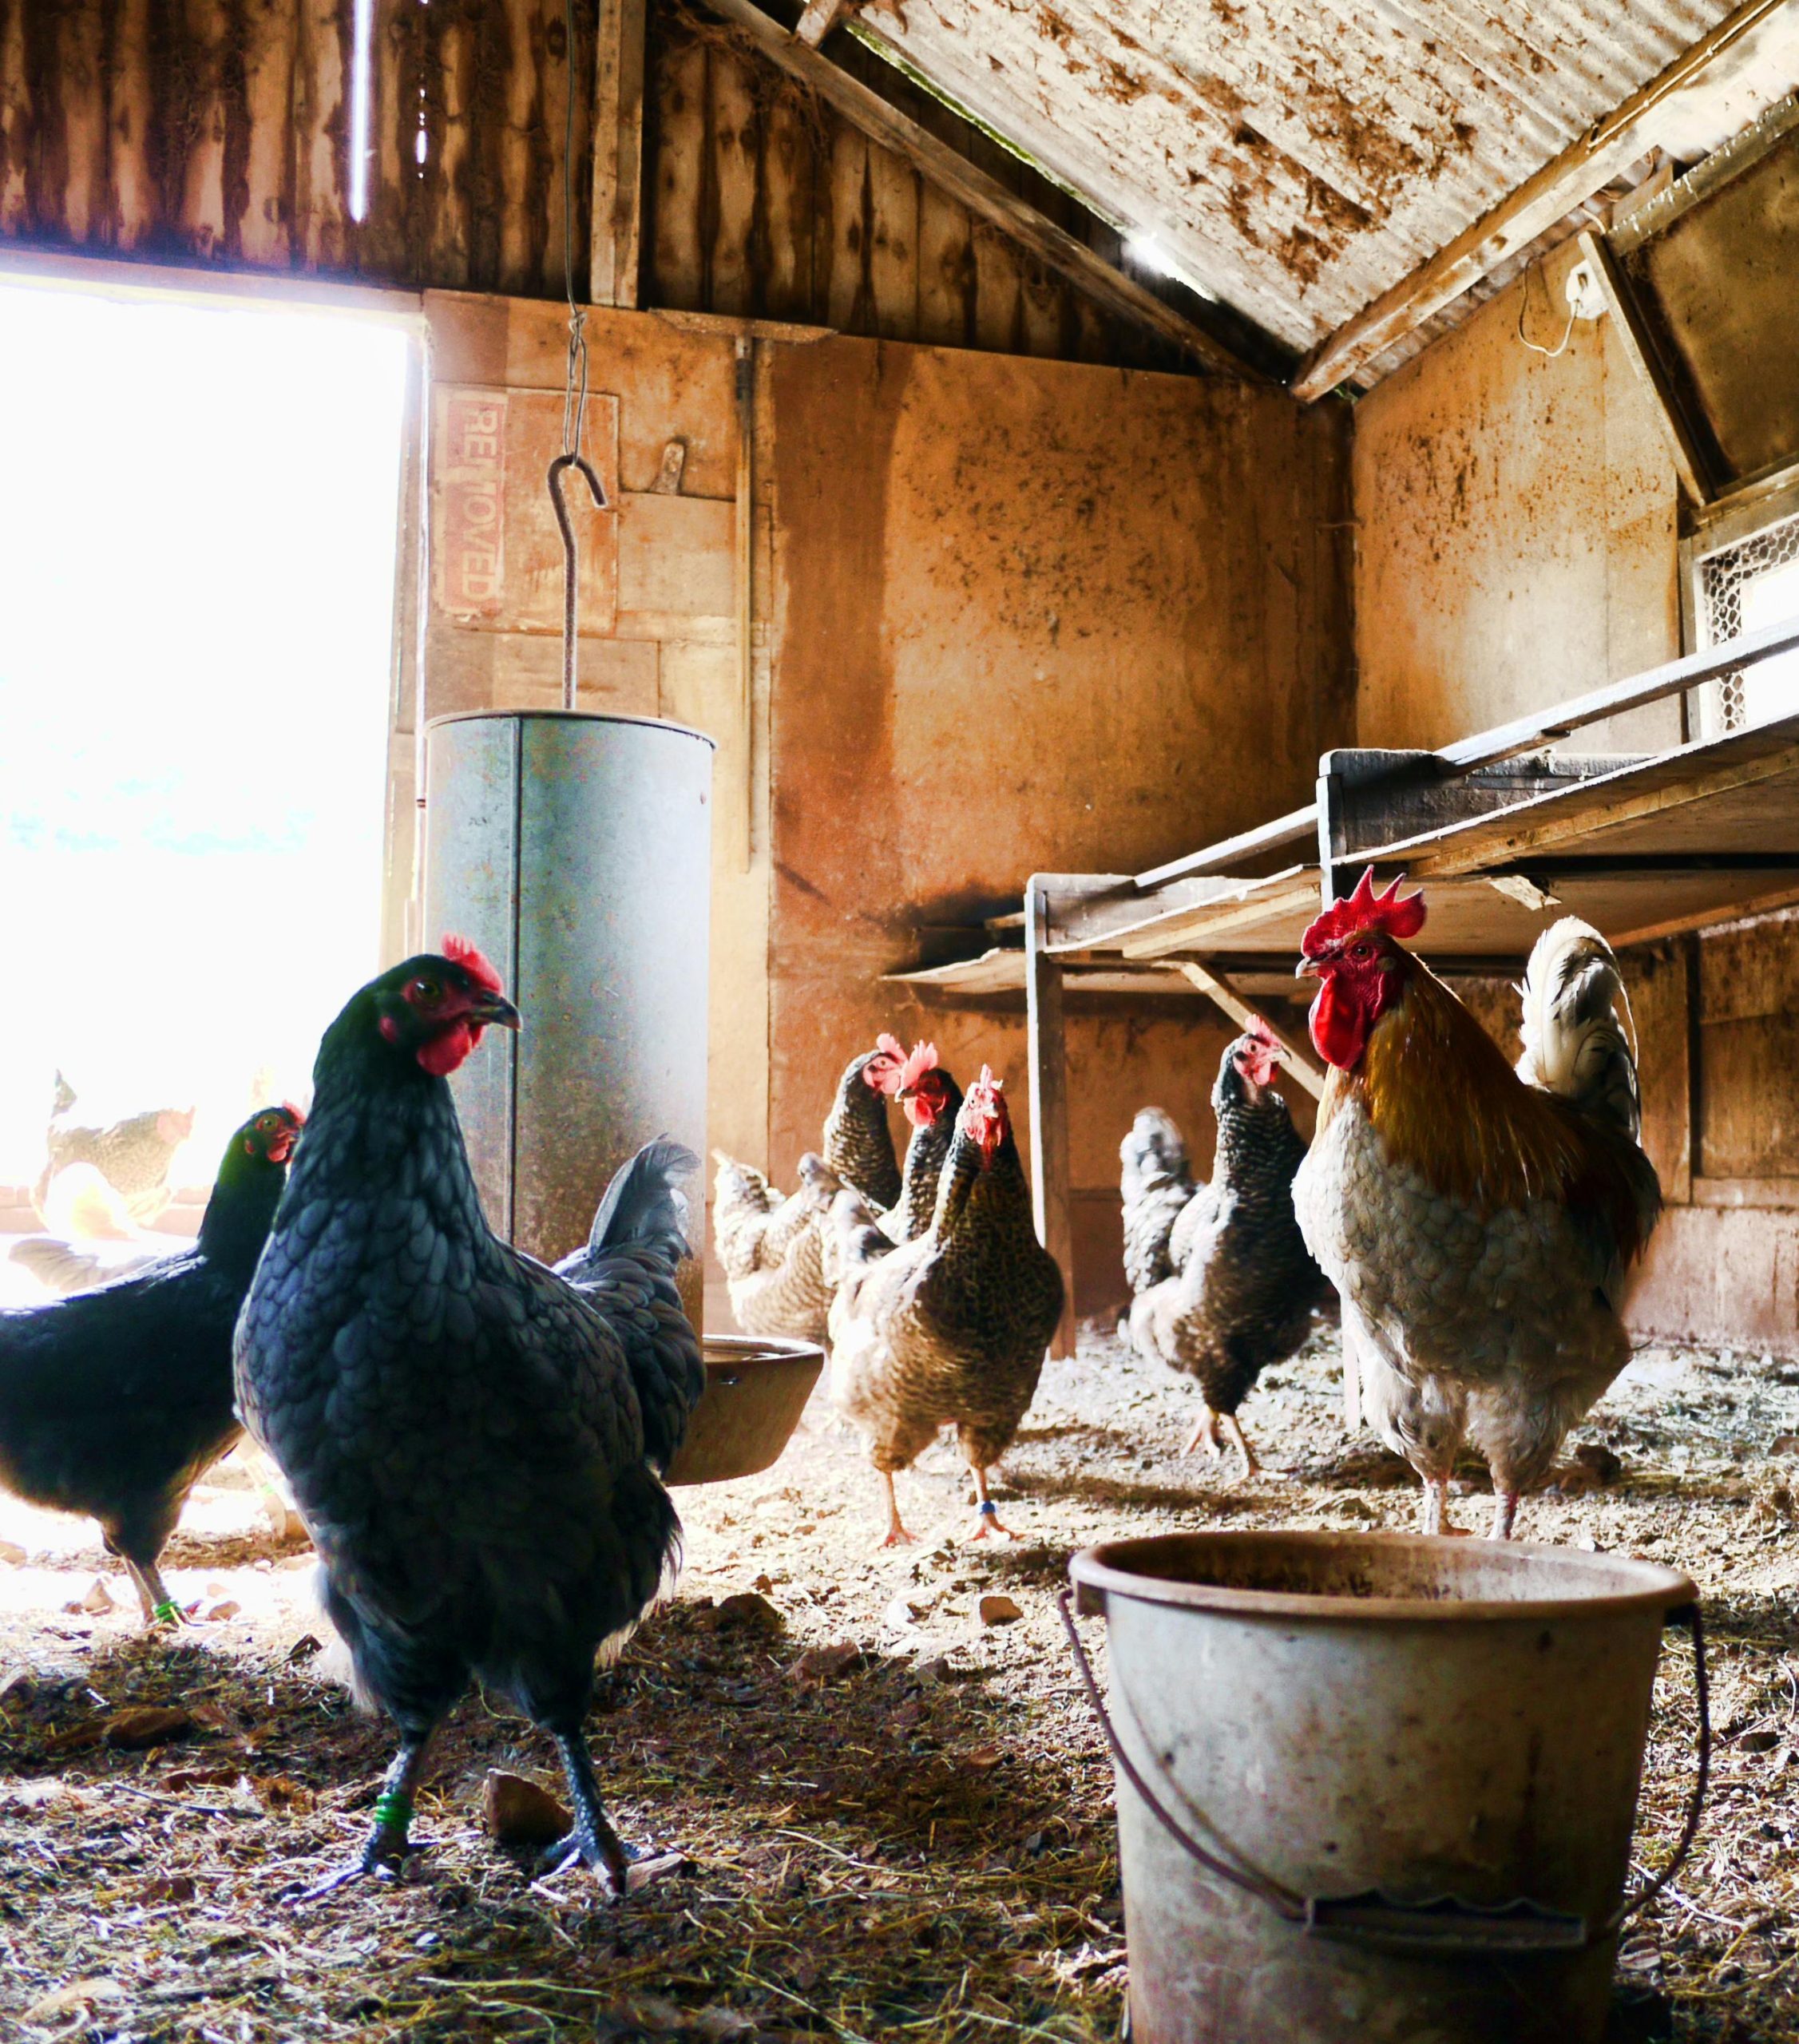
[1291,871,1661,1539]
[0,1105,302,1625]
[235,941,703,1895]
[711,1151,840,1346]
[826,1070,1063,1547]
[1127,1024,1331,1474]
[1119,1107,1198,1299]
[882,1040,962,1243]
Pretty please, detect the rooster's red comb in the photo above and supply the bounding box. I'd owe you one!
[1299,869,1426,957]
[442,933,504,994]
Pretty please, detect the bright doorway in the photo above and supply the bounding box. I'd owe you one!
[0,275,413,1226]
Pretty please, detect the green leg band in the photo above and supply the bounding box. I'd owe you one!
[152,1599,180,1626]
[372,1790,414,1836]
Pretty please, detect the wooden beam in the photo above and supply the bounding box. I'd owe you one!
[1135,803,1318,888]
[794,0,847,46]
[1291,0,1797,399]
[590,0,648,307]
[1025,884,1077,1360]
[1575,231,1715,505]
[696,0,1266,382]
[1171,962,1326,1099]
[1435,615,1799,774]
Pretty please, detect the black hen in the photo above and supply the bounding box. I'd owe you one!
[235,941,704,1896]
[0,1104,303,1625]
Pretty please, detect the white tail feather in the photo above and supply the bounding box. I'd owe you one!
[1515,917,1642,1142]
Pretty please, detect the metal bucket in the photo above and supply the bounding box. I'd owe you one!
[664,1337,824,1487]
[1064,1531,1707,2044]
[422,711,714,1325]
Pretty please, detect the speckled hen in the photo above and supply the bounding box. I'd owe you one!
[1127,1025,1331,1474]
[826,1070,1063,1547]
[234,940,703,1895]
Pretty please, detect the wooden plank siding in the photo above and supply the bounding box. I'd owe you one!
[0,0,594,299]
[640,0,1195,371]
[0,0,1209,371]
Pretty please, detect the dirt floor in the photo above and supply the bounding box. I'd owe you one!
[2,1315,1798,2042]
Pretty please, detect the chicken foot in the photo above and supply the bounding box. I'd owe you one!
[1488,1491,1520,1542]
[965,1466,1017,1543]
[541,1729,632,1895]
[878,1471,919,1550]
[292,1735,433,1903]
[1181,1406,1258,1479]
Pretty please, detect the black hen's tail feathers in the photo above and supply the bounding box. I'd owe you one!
[580,1139,699,1266]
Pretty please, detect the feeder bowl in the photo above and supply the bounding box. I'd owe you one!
[664,1336,824,1487]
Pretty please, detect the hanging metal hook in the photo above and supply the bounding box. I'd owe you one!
[548,451,608,712]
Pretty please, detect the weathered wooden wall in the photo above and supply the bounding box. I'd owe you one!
[1356,247,1799,1351]
[765,335,1354,1308]
[640,1,1189,370]
[406,299,1350,1305]
[0,0,594,295]
[0,0,1205,376]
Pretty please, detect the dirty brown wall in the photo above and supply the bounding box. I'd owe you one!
[767,338,1353,1310]
[1355,244,1799,1352]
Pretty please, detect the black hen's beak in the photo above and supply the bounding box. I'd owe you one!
[470,991,522,1031]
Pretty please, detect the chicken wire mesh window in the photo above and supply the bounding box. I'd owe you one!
[1696,506,1799,735]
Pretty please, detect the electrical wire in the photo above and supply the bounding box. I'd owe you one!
[1516,261,1577,360]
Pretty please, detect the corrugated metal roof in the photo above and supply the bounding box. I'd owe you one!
[853,0,1739,357]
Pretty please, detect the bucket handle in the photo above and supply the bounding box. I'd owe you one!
[1057,1588,1710,1956]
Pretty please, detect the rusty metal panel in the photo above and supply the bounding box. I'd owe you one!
[423,711,715,1326]
[854,0,1739,356]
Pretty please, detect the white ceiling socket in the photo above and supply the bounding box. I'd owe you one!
[1564,259,1609,323]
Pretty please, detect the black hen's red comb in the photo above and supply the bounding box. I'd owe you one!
[1300,869,1426,957]
[442,933,503,994]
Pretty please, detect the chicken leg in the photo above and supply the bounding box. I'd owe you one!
[294,1733,432,1903]
[122,1556,184,1629]
[1488,1491,1520,1541]
[541,1729,632,1893]
[1183,1405,1258,1478]
[878,1470,918,1549]
[965,1465,1016,1542]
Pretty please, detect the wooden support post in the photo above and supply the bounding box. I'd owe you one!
[735,335,755,869]
[1171,962,1325,1100]
[590,0,648,307]
[1026,881,1077,1361]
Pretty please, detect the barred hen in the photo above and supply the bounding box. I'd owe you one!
[1127,1025,1330,1474]
[1292,873,1662,1539]
[0,1105,302,1624]
[36,1072,197,1233]
[881,1041,962,1244]
[235,941,703,1894]
[822,1036,906,1210]
[827,1070,1063,1547]
[711,1149,838,1345]
[1119,1107,1198,1298]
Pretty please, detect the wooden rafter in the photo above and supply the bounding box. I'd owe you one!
[794,0,848,46]
[697,0,1269,382]
[1292,0,1798,400]
[1170,962,1326,1099]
